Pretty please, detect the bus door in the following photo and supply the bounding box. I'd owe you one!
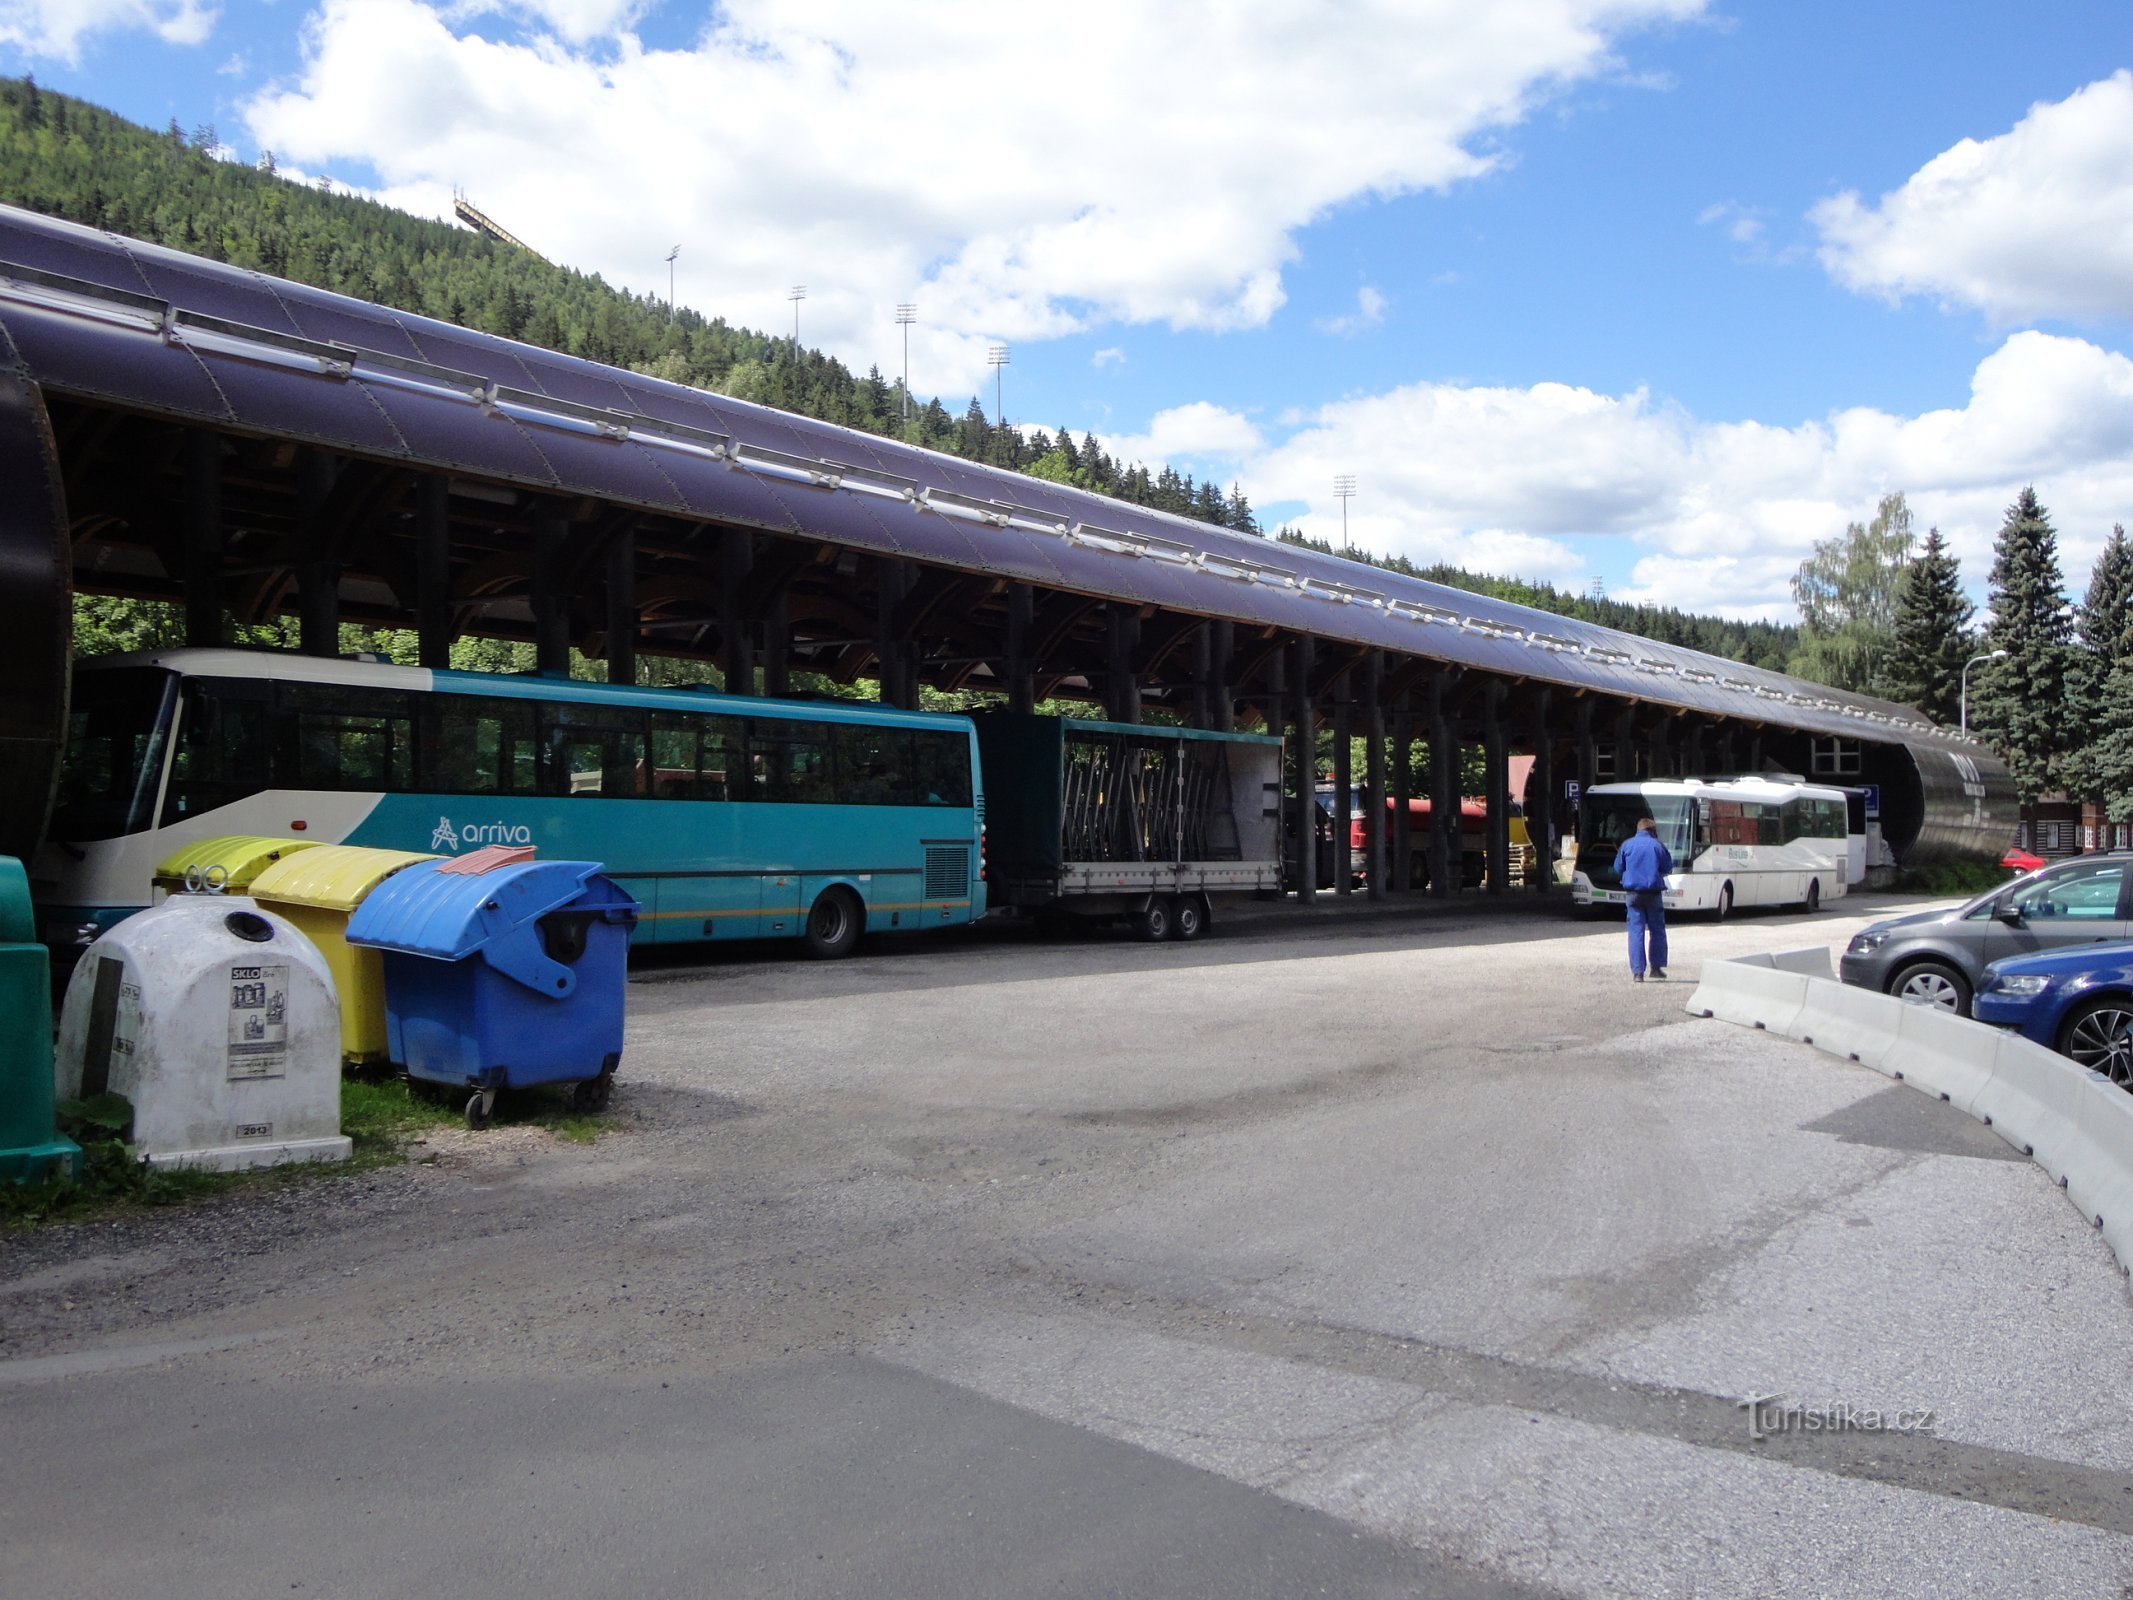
[1845,790,1869,886]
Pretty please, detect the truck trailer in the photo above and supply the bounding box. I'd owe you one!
[974,714,1284,940]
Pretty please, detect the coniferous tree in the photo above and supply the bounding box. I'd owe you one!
[1971,487,2074,802]
[2067,524,2133,806]
[1881,527,1974,724]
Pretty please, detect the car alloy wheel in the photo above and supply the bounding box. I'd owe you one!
[2062,999,2133,1086]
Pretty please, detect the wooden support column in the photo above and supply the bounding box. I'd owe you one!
[1613,706,1637,785]
[1715,726,1738,774]
[1682,717,1706,778]
[1106,603,1141,724]
[1005,581,1035,713]
[415,475,452,669]
[1482,679,1509,897]
[1427,673,1456,899]
[1575,698,1598,801]
[532,506,570,676]
[762,594,790,699]
[604,523,636,686]
[184,430,223,647]
[1210,619,1235,733]
[1190,624,1212,729]
[1645,714,1672,781]
[1363,651,1387,903]
[1391,691,1414,894]
[723,530,757,698]
[1291,635,1317,904]
[1529,686,1553,895]
[1332,668,1353,895]
[1748,729,1764,772]
[295,450,340,658]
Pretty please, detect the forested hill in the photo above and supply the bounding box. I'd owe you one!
[1276,532,1797,669]
[0,75,1792,665]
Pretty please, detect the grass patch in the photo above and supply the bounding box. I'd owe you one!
[340,1072,460,1159]
[2,1075,458,1231]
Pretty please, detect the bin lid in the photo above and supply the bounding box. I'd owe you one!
[249,844,440,911]
[151,834,320,892]
[345,857,637,961]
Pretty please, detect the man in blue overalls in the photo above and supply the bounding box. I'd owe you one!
[1616,814,1675,982]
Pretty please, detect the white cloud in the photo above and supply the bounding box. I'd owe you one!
[243,0,1704,396]
[1814,71,2133,324]
[1241,331,2133,617]
[1104,402,1267,469]
[1315,285,1389,337]
[0,0,216,61]
[1091,348,1125,369]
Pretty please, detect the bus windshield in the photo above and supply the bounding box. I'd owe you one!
[49,668,177,842]
[1582,793,1692,858]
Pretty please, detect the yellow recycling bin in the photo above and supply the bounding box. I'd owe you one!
[249,845,440,1065]
[151,835,320,901]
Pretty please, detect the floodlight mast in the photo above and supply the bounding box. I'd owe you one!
[665,246,680,323]
[896,304,916,425]
[988,343,1010,430]
[1334,474,1357,546]
[788,285,806,352]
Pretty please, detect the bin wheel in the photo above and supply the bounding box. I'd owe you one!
[570,1074,614,1114]
[464,1091,495,1131]
[802,886,863,960]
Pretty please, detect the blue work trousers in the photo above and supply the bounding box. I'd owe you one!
[1626,890,1668,976]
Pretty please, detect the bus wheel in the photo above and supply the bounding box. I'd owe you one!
[803,887,863,959]
[1172,894,1207,942]
[1803,879,1821,913]
[1714,883,1733,922]
[1134,898,1173,942]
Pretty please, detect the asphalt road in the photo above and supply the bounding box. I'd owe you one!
[4,889,2131,1598]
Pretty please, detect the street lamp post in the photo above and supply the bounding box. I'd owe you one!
[1960,648,2008,735]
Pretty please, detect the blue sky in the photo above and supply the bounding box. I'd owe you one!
[5,1,2132,621]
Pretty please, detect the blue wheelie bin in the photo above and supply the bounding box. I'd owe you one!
[344,856,639,1127]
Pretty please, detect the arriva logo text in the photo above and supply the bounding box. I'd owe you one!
[430,816,533,852]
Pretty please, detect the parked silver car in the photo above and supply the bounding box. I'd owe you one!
[1839,854,2133,1016]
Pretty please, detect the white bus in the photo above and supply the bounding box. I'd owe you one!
[1571,776,1854,919]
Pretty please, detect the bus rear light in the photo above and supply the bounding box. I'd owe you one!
[290,820,307,830]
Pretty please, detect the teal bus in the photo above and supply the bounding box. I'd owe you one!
[35,649,985,962]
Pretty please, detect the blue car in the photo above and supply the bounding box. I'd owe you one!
[1974,942,2133,1085]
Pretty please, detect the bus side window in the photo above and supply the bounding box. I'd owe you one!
[915,730,973,806]
[162,680,271,821]
[540,704,648,797]
[428,697,538,795]
[833,725,915,805]
[278,683,415,792]
[750,720,833,803]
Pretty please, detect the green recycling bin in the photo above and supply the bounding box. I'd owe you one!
[0,855,82,1184]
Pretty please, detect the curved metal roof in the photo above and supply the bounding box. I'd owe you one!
[0,203,1971,751]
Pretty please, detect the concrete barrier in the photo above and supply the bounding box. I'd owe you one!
[1766,946,1834,979]
[1688,952,2133,1276]
[1786,979,1903,1073]
[1882,1001,1999,1113]
[1682,959,1812,1037]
